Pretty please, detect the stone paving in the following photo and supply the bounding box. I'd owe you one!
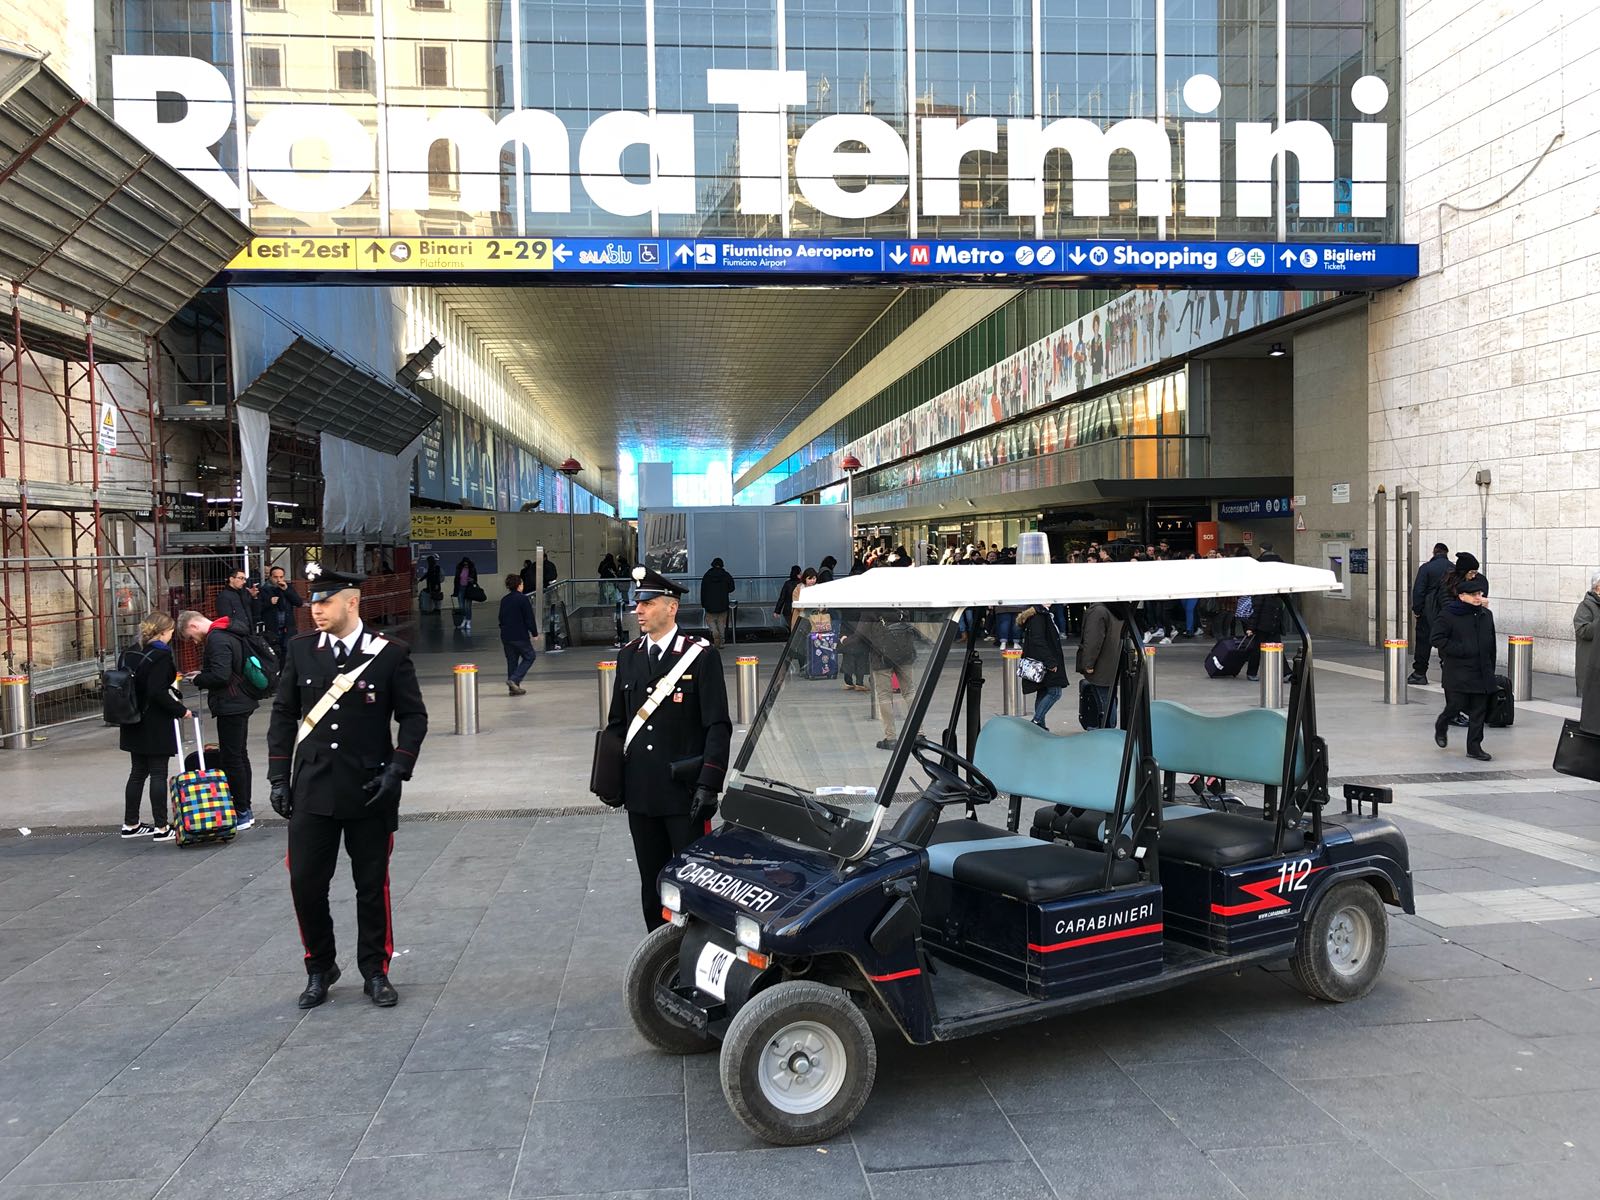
[3,779,1600,1200]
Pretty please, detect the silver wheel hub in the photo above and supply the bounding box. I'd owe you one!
[1326,905,1373,977]
[759,1021,847,1115]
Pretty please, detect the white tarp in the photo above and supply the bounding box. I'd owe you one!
[237,404,270,538]
[321,432,422,542]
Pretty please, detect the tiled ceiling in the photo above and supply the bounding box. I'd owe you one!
[438,286,904,466]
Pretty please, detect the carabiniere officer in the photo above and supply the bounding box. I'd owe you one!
[267,562,428,1009]
[605,566,732,929]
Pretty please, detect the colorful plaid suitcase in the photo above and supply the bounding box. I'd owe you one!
[170,716,236,846]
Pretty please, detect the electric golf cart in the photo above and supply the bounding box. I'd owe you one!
[624,559,1413,1145]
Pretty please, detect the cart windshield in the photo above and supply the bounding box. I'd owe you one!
[727,607,955,852]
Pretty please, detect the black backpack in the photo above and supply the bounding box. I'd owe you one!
[101,648,147,726]
[224,627,281,700]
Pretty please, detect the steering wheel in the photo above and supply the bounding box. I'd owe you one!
[911,735,999,806]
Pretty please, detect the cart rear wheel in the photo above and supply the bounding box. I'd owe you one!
[1291,879,1388,1002]
[720,981,876,1145]
[624,924,717,1054]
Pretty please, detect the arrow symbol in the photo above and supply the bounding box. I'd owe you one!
[889,246,907,265]
[674,244,694,264]
[553,243,571,263]
[1068,246,1085,265]
[1280,249,1297,266]
[365,241,383,261]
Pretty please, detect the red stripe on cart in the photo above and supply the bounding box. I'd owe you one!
[1028,922,1163,954]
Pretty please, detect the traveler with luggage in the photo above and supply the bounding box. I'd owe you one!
[1573,569,1600,697]
[452,556,481,633]
[1408,543,1452,684]
[499,573,539,695]
[117,612,191,842]
[1076,601,1123,728]
[1431,575,1497,761]
[267,563,429,1009]
[176,608,262,831]
[1017,603,1069,730]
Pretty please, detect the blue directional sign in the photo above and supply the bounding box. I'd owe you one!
[1218,498,1294,521]
[223,234,1418,288]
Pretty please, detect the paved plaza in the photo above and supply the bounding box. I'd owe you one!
[3,631,1600,1198]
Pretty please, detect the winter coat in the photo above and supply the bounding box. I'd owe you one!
[1574,592,1600,696]
[452,563,479,597]
[700,566,736,614]
[1245,593,1287,641]
[215,584,254,628]
[520,561,539,594]
[192,621,261,717]
[1076,603,1124,686]
[1018,606,1068,694]
[1424,569,1489,630]
[1412,551,1452,615]
[1431,600,1498,694]
[259,581,303,633]
[498,589,538,643]
[774,576,800,623]
[118,641,188,756]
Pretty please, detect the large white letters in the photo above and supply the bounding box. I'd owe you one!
[388,109,572,213]
[920,118,998,217]
[794,114,909,219]
[111,55,241,207]
[1235,121,1335,218]
[706,69,808,215]
[250,106,374,212]
[578,112,697,216]
[1007,117,1173,218]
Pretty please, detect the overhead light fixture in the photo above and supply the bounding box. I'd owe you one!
[1268,343,1287,358]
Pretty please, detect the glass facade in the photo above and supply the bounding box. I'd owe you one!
[99,0,1397,239]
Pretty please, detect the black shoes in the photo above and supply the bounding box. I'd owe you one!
[875,738,895,750]
[365,974,399,1007]
[1468,749,1493,762]
[1434,730,1448,748]
[298,965,341,1009]
[1407,672,1427,685]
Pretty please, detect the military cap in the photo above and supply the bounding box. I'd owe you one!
[631,565,686,602]
[304,560,366,602]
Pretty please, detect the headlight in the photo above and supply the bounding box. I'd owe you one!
[735,914,762,950]
[659,881,681,912]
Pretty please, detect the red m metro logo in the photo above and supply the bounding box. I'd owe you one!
[909,244,930,265]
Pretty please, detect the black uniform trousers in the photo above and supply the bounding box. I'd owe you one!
[287,809,393,980]
[1412,612,1435,675]
[630,811,704,930]
[1437,690,1489,753]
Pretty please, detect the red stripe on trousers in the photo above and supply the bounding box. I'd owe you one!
[285,845,312,964]
[381,833,394,973]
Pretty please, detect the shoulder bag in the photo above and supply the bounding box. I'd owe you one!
[590,643,705,806]
[1553,718,1600,782]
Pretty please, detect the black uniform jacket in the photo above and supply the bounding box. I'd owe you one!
[267,624,428,828]
[604,629,732,817]
[1431,601,1498,694]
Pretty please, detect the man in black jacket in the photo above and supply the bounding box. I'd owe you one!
[699,558,735,648]
[266,564,428,1009]
[176,608,260,830]
[603,567,732,929]
[1409,543,1451,683]
[215,567,255,629]
[1431,575,1496,761]
[498,574,538,694]
[260,565,304,659]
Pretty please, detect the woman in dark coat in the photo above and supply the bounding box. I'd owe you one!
[1573,570,1600,697]
[773,565,802,628]
[1018,603,1069,729]
[119,612,191,841]
[1431,575,1497,760]
[452,556,480,632]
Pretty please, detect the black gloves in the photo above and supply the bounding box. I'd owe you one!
[269,778,292,819]
[364,764,405,808]
[691,786,719,828]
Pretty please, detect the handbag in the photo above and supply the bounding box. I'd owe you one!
[468,582,487,603]
[1017,656,1047,684]
[1553,718,1600,782]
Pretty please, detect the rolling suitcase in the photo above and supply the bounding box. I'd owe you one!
[170,715,236,846]
[419,588,438,615]
[1204,634,1254,679]
[1486,673,1515,727]
[808,631,839,679]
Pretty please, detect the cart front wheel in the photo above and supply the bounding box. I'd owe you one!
[720,980,877,1145]
[624,924,717,1054]
[1291,879,1389,1002]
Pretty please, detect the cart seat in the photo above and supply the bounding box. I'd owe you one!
[1035,802,1215,847]
[1150,700,1305,786]
[926,819,1139,901]
[1156,811,1304,868]
[972,718,1135,813]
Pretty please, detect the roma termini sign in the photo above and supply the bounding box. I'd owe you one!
[114,58,1395,225]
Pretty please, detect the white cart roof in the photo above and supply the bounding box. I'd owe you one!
[794,559,1340,610]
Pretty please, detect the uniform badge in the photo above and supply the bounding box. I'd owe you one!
[673,692,684,703]
[365,691,377,703]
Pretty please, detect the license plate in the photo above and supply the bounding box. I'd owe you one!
[694,941,737,1001]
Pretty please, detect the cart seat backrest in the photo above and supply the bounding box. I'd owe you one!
[1149,700,1304,787]
[972,718,1134,814]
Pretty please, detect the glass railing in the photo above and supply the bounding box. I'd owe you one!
[539,575,806,644]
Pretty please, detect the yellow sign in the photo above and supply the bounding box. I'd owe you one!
[411,512,498,541]
[228,236,555,272]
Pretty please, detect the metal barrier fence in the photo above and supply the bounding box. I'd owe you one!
[532,575,801,646]
[2,551,416,736]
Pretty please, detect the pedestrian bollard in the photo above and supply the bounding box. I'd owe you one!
[1001,649,1022,715]
[1144,645,1156,699]
[1508,636,1534,701]
[736,656,759,725]
[1258,643,1284,708]
[0,675,33,750]
[596,660,617,730]
[453,664,480,735]
[1383,639,1409,705]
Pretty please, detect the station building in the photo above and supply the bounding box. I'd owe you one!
[0,0,1595,695]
